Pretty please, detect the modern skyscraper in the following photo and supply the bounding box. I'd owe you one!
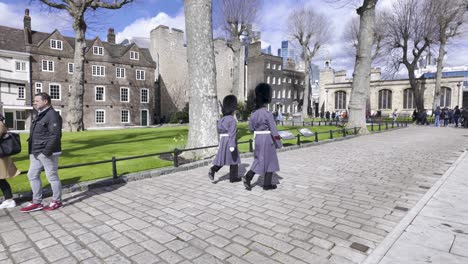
[280,40,298,68]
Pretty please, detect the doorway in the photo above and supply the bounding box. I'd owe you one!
[141,110,148,126]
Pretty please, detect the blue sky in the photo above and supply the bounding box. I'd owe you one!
[1,0,467,76]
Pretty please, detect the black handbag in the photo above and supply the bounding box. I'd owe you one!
[0,133,22,157]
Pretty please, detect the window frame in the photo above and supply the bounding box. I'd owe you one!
[120,87,130,102]
[93,46,104,56]
[130,51,139,60]
[335,91,347,110]
[15,61,27,72]
[140,88,149,103]
[41,60,54,72]
[49,83,61,100]
[403,88,414,109]
[35,83,43,94]
[116,67,126,78]
[136,70,146,80]
[121,109,130,123]
[92,65,106,77]
[68,63,74,74]
[50,39,63,50]
[95,109,105,124]
[95,86,105,102]
[17,86,25,99]
[378,89,392,110]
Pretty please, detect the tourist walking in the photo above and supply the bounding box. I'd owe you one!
[454,106,461,127]
[208,95,241,183]
[0,117,20,209]
[434,106,441,127]
[242,83,282,191]
[21,93,63,212]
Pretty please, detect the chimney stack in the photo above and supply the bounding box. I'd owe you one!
[107,28,115,44]
[24,9,32,44]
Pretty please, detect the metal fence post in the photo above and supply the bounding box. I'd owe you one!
[249,139,253,152]
[112,156,118,179]
[292,121,295,127]
[314,132,318,142]
[392,122,394,128]
[371,122,374,131]
[329,130,333,139]
[319,121,321,126]
[173,148,179,167]
[378,123,381,131]
[342,128,346,137]
[385,122,388,130]
[354,127,357,135]
[297,134,301,146]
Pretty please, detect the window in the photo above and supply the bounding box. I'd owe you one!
[272,64,276,70]
[288,78,291,83]
[288,90,291,98]
[49,84,61,100]
[272,90,276,98]
[15,61,26,71]
[141,88,149,103]
[35,83,43,94]
[68,63,74,74]
[120,87,129,102]
[95,110,105,124]
[267,62,270,69]
[95,86,105,101]
[440,87,452,107]
[301,81,304,85]
[18,86,25,99]
[403,89,414,109]
[130,51,139,60]
[116,67,126,78]
[136,70,145,80]
[277,78,281,85]
[295,79,298,84]
[50,39,63,50]
[277,90,281,99]
[335,91,346,110]
[282,89,286,98]
[121,110,130,123]
[278,65,282,71]
[272,77,276,85]
[378,89,392,110]
[93,46,104,55]
[92,65,105,76]
[267,76,270,84]
[283,77,286,82]
[42,60,54,72]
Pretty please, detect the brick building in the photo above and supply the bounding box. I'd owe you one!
[0,10,157,130]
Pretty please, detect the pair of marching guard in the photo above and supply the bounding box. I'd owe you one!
[208,83,282,191]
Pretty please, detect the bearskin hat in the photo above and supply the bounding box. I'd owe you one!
[255,83,271,108]
[222,94,238,116]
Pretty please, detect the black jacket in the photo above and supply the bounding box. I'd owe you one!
[28,107,62,156]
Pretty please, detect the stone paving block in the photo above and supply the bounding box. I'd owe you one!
[110,235,133,248]
[88,241,117,258]
[271,252,308,264]
[104,254,132,264]
[244,251,282,264]
[2,230,27,246]
[166,240,188,251]
[11,247,40,263]
[131,251,160,264]
[140,240,167,254]
[330,246,367,263]
[120,243,145,257]
[41,244,70,262]
[72,249,94,261]
[451,234,468,258]
[252,234,294,253]
[178,246,203,259]
[22,257,48,264]
[206,235,230,248]
[192,253,225,264]
[159,249,184,264]
[309,236,335,250]
[140,226,176,244]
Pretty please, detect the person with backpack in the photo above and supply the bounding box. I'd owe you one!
[454,106,461,127]
[0,117,21,209]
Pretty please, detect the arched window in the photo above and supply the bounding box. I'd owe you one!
[378,89,392,109]
[440,87,452,107]
[403,89,414,109]
[335,91,346,110]
[272,90,276,98]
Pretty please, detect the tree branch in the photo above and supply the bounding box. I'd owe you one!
[89,0,134,10]
[39,0,67,9]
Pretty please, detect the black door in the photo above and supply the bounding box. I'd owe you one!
[463,91,468,108]
[4,112,14,129]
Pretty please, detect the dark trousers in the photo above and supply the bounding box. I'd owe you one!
[454,116,460,127]
[245,170,273,186]
[0,179,13,200]
[212,165,239,181]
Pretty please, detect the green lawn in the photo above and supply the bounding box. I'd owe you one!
[6,122,372,194]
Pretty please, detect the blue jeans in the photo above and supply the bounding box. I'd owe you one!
[434,116,440,127]
[27,154,62,203]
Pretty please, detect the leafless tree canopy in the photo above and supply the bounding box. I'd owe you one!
[344,12,384,62]
[215,0,262,39]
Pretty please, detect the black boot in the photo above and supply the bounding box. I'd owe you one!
[242,170,255,190]
[263,172,277,190]
[208,166,221,182]
[229,165,241,182]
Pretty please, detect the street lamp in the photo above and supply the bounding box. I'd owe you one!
[325,89,329,112]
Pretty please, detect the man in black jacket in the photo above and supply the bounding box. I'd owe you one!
[21,93,63,212]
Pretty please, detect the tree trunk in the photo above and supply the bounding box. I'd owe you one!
[301,49,310,119]
[231,38,242,100]
[408,68,425,111]
[433,37,446,110]
[184,0,219,159]
[68,17,86,132]
[346,2,377,134]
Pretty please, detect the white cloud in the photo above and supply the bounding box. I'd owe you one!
[0,2,71,33]
[115,9,185,43]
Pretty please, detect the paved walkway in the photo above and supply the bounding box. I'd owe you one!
[1,126,468,264]
[364,145,468,264]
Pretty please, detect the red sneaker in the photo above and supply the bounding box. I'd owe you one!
[44,200,62,211]
[20,202,44,213]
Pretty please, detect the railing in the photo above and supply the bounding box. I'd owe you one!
[17,122,406,181]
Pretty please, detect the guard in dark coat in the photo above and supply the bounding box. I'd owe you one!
[242,83,282,191]
[208,95,241,183]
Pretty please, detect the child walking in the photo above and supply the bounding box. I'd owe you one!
[243,83,282,191]
[208,95,241,183]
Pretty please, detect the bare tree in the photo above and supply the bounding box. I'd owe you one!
[184,0,219,159]
[344,12,384,63]
[288,7,331,119]
[430,0,466,109]
[167,79,189,111]
[39,0,133,132]
[382,0,438,111]
[345,0,379,134]
[215,0,261,101]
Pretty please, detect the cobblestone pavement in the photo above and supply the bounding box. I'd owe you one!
[1,126,468,264]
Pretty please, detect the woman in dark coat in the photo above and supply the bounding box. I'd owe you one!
[242,83,282,191]
[208,95,241,183]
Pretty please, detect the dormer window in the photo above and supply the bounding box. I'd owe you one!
[130,51,139,60]
[93,46,104,55]
[50,39,63,50]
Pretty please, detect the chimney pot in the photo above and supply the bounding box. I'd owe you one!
[107,28,115,44]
